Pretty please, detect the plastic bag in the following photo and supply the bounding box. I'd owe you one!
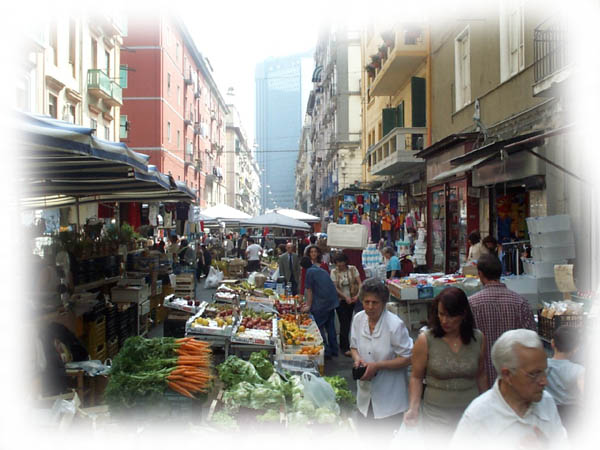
[271,268,280,282]
[204,266,223,289]
[300,372,340,415]
[248,271,257,285]
[392,420,422,445]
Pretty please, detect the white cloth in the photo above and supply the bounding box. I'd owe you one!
[350,310,413,419]
[149,204,159,227]
[546,358,585,406]
[451,379,568,449]
[246,243,262,261]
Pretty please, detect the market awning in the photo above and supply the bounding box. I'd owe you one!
[311,65,323,83]
[430,154,495,183]
[15,111,196,206]
[201,204,251,222]
[240,212,310,231]
[270,208,320,223]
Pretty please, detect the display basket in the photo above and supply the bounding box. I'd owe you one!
[537,309,585,341]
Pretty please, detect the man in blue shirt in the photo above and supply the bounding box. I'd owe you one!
[300,256,339,358]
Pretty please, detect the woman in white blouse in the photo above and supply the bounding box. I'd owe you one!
[350,278,413,437]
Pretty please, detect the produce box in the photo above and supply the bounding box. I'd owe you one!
[231,317,278,345]
[387,282,402,299]
[163,294,201,314]
[186,304,239,337]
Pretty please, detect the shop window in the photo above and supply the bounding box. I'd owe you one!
[454,26,471,111]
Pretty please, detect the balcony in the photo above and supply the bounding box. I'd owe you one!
[184,74,193,86]
[184,118,193,127]
[533,17,571,97]
[184,151,194,164]
[366,127,426,176]
[194,90,201,99]
[369,25,428,97]
[87,70,122,107]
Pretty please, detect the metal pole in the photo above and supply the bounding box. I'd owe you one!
[76,197,80,234]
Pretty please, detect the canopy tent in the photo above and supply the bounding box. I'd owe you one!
[16,112,196,208]
[200,204,251,224]
[269,208,320,223]
[240,212,310,231]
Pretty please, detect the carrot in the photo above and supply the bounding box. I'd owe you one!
[168,381,195,399]
[177,380,201,392]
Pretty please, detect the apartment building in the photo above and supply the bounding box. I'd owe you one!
[225,103,261,216]
[306,24,362,219]
[120,16,228,207]
[295,116,313,213]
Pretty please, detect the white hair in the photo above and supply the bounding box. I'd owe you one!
[491,329,543,374]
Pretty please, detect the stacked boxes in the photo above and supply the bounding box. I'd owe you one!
[525,215,575,301]
[83,309,107,361]
[174,273,195,298]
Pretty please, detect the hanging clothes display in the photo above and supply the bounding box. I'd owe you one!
[175,202,189,221]
[149,204,159,227]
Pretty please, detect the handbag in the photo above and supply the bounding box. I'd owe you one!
[349,266,359,298]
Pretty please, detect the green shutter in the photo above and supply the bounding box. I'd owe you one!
[396,101,405,127]
[382,108,396,137]
[411,77,426,127]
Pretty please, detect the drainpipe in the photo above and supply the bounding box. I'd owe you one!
[426,24,432,147]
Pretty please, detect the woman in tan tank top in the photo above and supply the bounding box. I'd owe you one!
[404,287,488,437]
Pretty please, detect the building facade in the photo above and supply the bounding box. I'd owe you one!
[306,24,362,220]
[225,103,261,216]
[255,52,313,212]
[120,16,228,207]
[294,115,313,213]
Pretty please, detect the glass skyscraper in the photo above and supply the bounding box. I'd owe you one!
[255,52,313,211]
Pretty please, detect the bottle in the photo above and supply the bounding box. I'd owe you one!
[285,282,292,297]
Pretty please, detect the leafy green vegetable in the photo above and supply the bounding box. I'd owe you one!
[222,381,255,410]
[217,355,264,388]
[211,410,239,430]
[315,407,338,424]
[256,409,280,423]
[249,350,274,380]
[249,385,285,410]
[323,376,356,409]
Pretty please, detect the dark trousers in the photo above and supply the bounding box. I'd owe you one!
[247,259,260,272]
[289,277,298,296]
[336,299,355,352]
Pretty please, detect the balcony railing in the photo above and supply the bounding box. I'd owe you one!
[369,25,427,97]
[87,69,122,107]
[367,127,427,176]
[534,17,570,83]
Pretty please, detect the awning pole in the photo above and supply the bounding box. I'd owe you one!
[76,196,81,234]
[524,148,592,186]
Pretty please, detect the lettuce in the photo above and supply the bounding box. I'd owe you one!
[249,350,274,380]
[217,355,263,387]
[315,407,338,424]
[256,409,280,423]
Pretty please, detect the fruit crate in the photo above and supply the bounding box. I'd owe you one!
[537,310,585,341]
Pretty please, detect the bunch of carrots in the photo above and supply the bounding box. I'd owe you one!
[166,337,212,399]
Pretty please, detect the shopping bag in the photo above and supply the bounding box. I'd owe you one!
[300,372,340,414]
[391,419,422,446]
[204,266,222,289]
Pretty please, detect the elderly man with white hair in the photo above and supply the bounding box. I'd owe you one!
[451,329,568,448]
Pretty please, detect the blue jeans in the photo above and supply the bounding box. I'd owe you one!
[316,310,338,357]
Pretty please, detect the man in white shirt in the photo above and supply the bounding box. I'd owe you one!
[245,238,262,273]
[452,329,568,449]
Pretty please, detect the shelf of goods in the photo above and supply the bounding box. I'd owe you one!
[537,300,586,343]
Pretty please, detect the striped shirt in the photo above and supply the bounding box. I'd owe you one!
[468,282,536,388]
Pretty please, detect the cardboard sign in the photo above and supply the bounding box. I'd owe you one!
[554,264,576,293]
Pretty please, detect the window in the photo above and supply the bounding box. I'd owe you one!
[176,42,180,60]
[166,27,170,46]
[120,65,128,88]
[177,86,180,105]
[177,130,180,148]
[186,139,193,155]
[91,38,97,69]
[104,126,110,140]
[167,122,171,142]
[68,104,76,124]
[105,51,110,76]
[69,19,76,77]
[90,118,97,135]
[454,26,471,111]
[49,23,58,66]
[500,0,525,81]
[167,73,171,94]
[120,115,128,139]
[48,94,57,118]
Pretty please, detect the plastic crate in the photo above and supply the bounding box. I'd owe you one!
[537,311,584,341]
[526,215,571,234]
[531,246,575,262]
[522,259,567,278]
[529,231,574,248]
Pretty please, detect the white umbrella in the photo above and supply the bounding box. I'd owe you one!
[272,208,320,223]
[201,204,252,223]
[241,212,311,231]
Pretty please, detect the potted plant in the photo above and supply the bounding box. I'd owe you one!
[381,30,395,47]
[370,54,381,69]
[365,64,376,78]
[378,45,388,60]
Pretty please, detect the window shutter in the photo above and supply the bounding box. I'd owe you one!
[382,108,396,137]
[411,77,426,127]
[396,101,405,128]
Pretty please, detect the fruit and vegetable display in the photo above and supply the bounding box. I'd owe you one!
[163,294,201,313]
[210,351,350,430]
[279,319,318,346]
[275,299,301,315]
[104,336,212,411]
[296,345,323,356]
[187,304,239,336]
[280,313,312,326]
